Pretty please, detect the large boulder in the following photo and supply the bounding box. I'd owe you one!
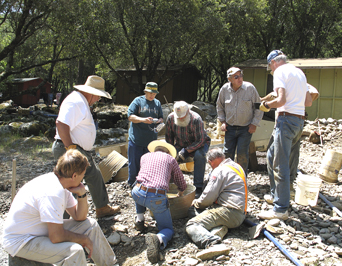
[19,121,49,137]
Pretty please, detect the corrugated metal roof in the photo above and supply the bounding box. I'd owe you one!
[237,57,342,69]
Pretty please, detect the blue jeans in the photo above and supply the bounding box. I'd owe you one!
[224,125,252,175]
[131,186,174,249]
[268,133,301,184]
[127,140,149,186]
[267,115,304,213]
[178,143,209,190]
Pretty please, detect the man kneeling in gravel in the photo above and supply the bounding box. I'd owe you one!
[131,140,187,263]
[2,150,117,266]
[186,148,247,248]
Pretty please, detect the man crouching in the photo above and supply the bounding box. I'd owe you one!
[186,148,247,248]
[2,149,117,265]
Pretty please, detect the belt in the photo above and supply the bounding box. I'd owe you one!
[278,112,305,120]
[135,183,166,195]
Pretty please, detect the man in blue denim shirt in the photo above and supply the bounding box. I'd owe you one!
[258,50,312,220]
[216,67,263,175]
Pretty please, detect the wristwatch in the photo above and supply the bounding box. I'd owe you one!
[78,192,87,198]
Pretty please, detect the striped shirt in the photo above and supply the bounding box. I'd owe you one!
[165,111,211,153]
[136,152,187,192]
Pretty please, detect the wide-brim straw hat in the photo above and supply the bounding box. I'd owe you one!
[74,75,112,99]
[148,140,177,159]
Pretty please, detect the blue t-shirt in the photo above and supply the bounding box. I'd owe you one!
[127,95,163,147]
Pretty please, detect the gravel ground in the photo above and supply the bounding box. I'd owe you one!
[1,119,342,266]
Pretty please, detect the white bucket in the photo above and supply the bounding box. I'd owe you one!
[295,174,322,206]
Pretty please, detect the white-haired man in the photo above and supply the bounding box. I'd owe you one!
[258,50,312,220]
[217,67,263,175]
[52,75,120,218]
[165,101,211,198]
[186,148,247,249]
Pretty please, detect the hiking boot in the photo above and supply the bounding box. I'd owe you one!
[134,215,146,232]
[264,194,274,204]
[145,233,160,264]
[258,210,289,220]
[96,205,120,218]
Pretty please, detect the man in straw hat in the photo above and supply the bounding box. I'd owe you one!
[3,149,118,265]
[258,50,312,220]
[131,140,187,264]
[186,148,247,249]
[165,101,210,198]
[127,82,164,187]
[52,75,120,218]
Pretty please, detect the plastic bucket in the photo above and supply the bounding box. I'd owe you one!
[295,174,322,206]
[318,149,342,183]
[179,161,194,172]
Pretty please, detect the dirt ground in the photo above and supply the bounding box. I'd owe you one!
[1,119,342,265]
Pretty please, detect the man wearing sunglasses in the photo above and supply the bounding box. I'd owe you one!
[216,67,263,176]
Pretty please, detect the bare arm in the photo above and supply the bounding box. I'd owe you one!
[56,120,73,147]
[47,223,93,258]
[128,114,153,124]
[305,91,313,107]
[266,87,286,109]
[66,183,88,221]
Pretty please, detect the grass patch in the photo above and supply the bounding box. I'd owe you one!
[0,132,53,160]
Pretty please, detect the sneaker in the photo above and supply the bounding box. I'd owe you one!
[134,215,146,232]
[145,233,160,263]
[96,205,120,218]
[211,225,228,240]
[258,210,289,220]
[264,194,274,204]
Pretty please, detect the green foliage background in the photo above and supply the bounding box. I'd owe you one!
[0,0,341,103]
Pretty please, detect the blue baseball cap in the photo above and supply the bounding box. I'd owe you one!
[267,50,284,64]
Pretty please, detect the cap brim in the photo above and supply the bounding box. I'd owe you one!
[144,88,159,94]
[74,85,112,99]
[148,140,177,158]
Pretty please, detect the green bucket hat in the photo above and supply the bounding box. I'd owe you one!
[144,82,159,94]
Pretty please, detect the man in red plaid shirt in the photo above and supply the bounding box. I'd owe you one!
[165,101,211,198]
[131,140,187,264]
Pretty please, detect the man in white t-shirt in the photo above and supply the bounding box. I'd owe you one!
[257,50,312,220]
[52,75,120,218]
[2,150,117,265]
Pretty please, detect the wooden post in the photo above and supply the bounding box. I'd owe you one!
[249,141,259,172]
[11,159,16,202]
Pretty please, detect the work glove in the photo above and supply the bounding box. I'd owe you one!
[177,148,189,163]
[65,144,77,151]
[259,101,271,112]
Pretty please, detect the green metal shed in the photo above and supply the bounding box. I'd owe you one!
[236,57,342,120]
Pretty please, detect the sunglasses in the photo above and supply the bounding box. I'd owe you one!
[233,74,243,79]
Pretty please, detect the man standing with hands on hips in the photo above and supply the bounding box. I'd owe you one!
[258,50,312,220]
[216,67,263,175]
[52,75,120,219]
